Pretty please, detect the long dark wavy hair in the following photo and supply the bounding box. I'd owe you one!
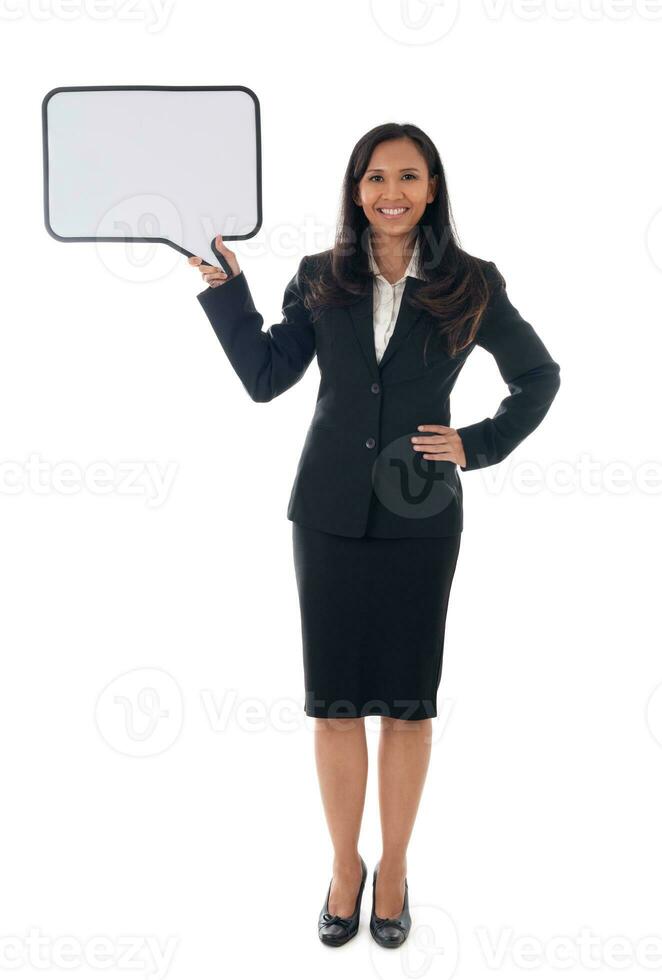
[300,122,505,360]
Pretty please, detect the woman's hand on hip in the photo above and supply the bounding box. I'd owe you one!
[411,424,467,468]
[188,233,241,287]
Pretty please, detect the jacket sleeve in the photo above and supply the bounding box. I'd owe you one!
[456,263,561,471]
[196,255,316,403]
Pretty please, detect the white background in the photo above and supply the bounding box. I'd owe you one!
[1,1,661,978]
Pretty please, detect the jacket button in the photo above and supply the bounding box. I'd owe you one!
[371,382,380,394]
[365,437,376,449]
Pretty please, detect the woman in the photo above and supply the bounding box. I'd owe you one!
[190,122,561,948]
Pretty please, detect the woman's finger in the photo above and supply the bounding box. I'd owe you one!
[212,233,241,276]
[188,255,225,274]
[412,437,448,446]
[189,239,239,286]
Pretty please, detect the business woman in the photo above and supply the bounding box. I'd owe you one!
[190,122,561,948]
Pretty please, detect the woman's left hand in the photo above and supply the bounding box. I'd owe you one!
[188,234,241,287]
[411,424,467,468]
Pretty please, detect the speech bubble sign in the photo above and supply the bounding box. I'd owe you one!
[42,85,262,275]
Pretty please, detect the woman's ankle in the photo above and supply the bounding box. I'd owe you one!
[332,851,362,874]
[377,852,407,875]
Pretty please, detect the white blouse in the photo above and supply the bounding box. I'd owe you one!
[367,235,425,364]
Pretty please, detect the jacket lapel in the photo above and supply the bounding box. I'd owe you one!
[348,276,426,378]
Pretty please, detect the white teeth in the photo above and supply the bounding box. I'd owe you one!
[378,208,408,215]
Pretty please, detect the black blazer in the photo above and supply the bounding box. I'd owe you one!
[197,251,561,538]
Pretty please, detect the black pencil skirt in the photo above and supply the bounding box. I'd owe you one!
[291,522,462,720]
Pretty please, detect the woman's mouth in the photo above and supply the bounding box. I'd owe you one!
[376,207,410,219]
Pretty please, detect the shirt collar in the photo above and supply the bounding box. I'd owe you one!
[367,234,425,283]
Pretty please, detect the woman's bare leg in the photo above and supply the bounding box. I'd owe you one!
[314,717,368,916]
[375,716,432,917]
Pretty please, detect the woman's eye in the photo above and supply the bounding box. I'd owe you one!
[368,173,417,182]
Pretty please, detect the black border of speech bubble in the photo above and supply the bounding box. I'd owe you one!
[42,84,262,271]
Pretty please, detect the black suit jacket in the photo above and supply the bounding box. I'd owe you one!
[197,251,561,538]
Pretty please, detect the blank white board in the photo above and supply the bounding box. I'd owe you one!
[42,85,262,268]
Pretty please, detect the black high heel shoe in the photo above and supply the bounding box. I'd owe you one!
[369,861,412,948]
[318,855,368,946]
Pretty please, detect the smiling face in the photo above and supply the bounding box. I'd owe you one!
[352,137,438,245]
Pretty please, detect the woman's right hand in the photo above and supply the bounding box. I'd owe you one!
[188,233,241,288]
